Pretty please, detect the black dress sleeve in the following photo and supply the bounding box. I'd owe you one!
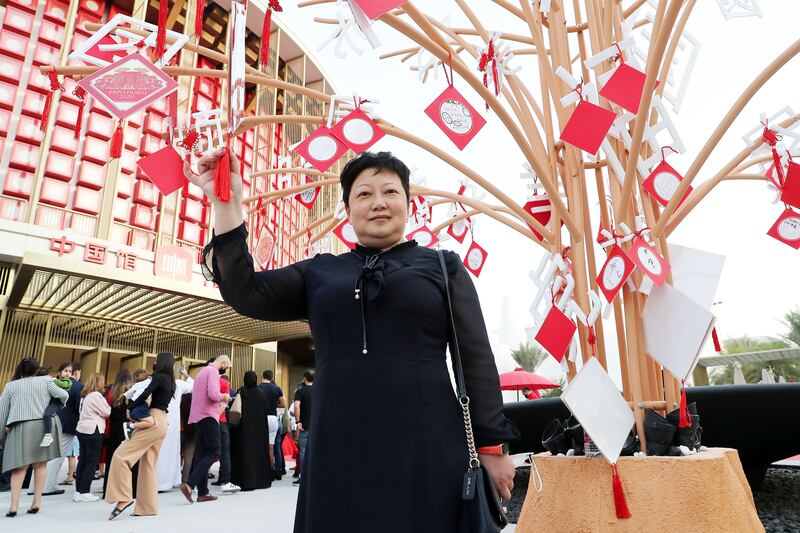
[203,223,310,321]
[444,252,520,448]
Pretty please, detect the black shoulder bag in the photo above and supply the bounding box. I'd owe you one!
[437,250,509,533]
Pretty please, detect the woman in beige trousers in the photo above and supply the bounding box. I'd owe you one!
[106,353,176,520]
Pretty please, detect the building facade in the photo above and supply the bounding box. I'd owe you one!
[0,0,343,391]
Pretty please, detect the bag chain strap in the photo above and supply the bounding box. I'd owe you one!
[439,250,481,470]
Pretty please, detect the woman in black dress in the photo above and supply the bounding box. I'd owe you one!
[229,370,271,491]
[102,369,132,499]
[190,150,518,532]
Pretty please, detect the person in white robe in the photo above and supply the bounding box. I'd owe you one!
[156,368,194,491]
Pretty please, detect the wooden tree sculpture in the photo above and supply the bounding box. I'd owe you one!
[43,0,800,459]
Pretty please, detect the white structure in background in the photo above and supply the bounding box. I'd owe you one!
[716,0,762,20]
[625,1,700,113]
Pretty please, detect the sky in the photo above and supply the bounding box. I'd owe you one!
[278,1,800,386]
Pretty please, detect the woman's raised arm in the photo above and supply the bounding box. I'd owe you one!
[190,146,310,322]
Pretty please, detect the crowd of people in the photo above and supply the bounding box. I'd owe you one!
[0,354,313,521]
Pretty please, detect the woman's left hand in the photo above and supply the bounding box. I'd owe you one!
[479,453,515,501]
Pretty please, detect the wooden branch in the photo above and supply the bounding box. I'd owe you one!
[654,38,800,237]
[615,0,682,223]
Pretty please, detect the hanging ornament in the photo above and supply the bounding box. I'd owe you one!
[109,120,124,159]
[332,218,359,250]
[156,0,169,61]
[295,176,321,209]
[476,32,520,110]
[195,0,205,38]
[463,240,488,277]
[330,98,385,153]
[406,226,439,249]
[261,0,283,67]
[642,146,693,207]
[596,244,636,304]
[599,43,659,114]
[559,83,616,155]
[72,86,86,139]
[39,71,63,133]
[294,125,349,172]
[535,305,576,362]
[779,160,800,209]
[626,236,670,288]
[425,57,486,150]
[767,207,800,249]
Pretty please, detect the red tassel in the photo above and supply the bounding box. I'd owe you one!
[109,121,124,159]
[40,71,62,132]
[711,327,722,353]
[678,379,691,429]
[73,87,86,140]
[260,8,273,66]
[156,0,168,60]
[214,136,232,203]
[180,130,199,151]
[195,0,205,38]
[611,464,632,519]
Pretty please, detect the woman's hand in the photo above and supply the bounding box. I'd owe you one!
[184,147,245,234]
[479,453,515,501]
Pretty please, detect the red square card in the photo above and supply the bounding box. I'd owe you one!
[767,208,800,249]
[559,100,616,155]
[331,108,385,154]
[463,240,488,277]
[254,224,277,270]
[136,146,186,196]
[351,0,406,19]
[522,197,563,240]
[406,226,439,248]
[780,161,800,210]
[293,126,349,172]
[535,306,577,362]
[424,85,486,151]
[599,63,659,114]
[447,219,469,243]
[627,236,670,288]
[295,176,320,210]
[77,53,178,120]
[642,161,693,207]
[596,244,636,303]
[333,218,359,250]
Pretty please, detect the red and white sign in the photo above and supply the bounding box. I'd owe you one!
[447,218,469,243]
[295,176,320,209]
[642,161,692,208]
[596,244,636,303]
[559,100,616,154]
[463,241,488,277]
[522,196,559,241]
[599,63,659,114]
[293,126,349,172]
[534,306,577,362]
[627,236,670,287]
[331,107,385,154]
[780,161,800,210]
[77,53,179,120]
[154,244,194,282]
[254,224,277,270]
[406,226,439,248]
[424,85,486,151]
[332,218,359,250]
[767,208,800,249]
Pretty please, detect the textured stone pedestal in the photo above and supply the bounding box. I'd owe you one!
[516,447,764,533]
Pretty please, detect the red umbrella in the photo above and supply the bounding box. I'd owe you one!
[499,368,559,391]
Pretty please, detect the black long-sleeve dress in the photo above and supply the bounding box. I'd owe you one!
[229,385,271,490]
[207,223,519,533]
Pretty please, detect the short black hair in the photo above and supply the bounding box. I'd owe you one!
[71,362,81,372]
[12,358,39,380]
[303,370,314,383]
[339,151,410,208]
[263,370,274,381]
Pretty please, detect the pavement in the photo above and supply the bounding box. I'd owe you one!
[0,461,519,532]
